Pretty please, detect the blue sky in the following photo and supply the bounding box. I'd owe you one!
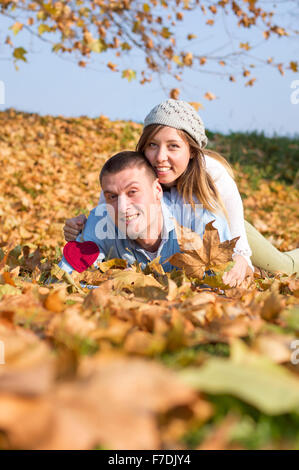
[0,3,298,136]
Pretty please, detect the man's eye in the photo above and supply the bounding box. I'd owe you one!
[128,190,137,196]
[107,194,117,200]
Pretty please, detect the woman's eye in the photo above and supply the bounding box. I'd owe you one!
[148,142,157,147]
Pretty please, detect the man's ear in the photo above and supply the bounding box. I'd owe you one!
[153,178,163,201]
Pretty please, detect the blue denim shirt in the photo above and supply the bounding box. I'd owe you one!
[60,188,231,273]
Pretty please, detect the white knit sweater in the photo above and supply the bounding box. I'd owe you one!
[203,154,253,270]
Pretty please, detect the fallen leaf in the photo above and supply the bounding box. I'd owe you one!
[112,270,162,290]
[0,322,55,394]
[180,339,299,415]
[168,221,239,279]
[44,287,66,313]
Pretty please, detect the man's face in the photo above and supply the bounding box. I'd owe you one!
[102,166,163,240]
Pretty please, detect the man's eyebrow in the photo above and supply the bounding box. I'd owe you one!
[103,190,116,195]
[124,181,140,188]
[103,181,140,193]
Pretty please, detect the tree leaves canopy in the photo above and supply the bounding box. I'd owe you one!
[1,0,298,94]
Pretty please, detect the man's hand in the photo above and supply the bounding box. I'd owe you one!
[63,214,87,242]
[222,254,253,288]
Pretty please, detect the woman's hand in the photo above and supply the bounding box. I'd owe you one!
[63,214,87,242]
[222,254,253,288]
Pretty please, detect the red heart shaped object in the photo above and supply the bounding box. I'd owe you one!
[63,241,100,273]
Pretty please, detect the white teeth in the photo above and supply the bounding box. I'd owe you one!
[156,167,171,172]
[126,214,139,221]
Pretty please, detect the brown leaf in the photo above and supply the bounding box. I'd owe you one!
[44,287,66,313]
[0,395,53,449]
[188,101,203,111]
[91,317,132,345]
[204,92,216,101]
[124,330,166,356]
[46,306,98,344]
[168,221,239,279]
[112,270,162,290]
[173,219,203,252]
[287,278,299,297]
[0,356,196,450]
[252,332,295,363]
[83,280,115,309]
[205,315,263,341]
[22,247,42,273]
[0,322,55,395]
[170,88,180,100]
[78,268,106,286]
[98,258,127,272]
[260,287,286,321]
[2,272,16,287]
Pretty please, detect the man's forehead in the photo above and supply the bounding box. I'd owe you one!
[102,166,150,191]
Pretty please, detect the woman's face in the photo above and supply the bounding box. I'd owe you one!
[144,126,191,187]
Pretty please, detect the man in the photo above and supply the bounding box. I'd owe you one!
[60,151,232,274]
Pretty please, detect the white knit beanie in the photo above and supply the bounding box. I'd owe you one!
[143,99,208,149]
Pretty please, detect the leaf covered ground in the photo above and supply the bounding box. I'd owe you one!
[0,109,299,450]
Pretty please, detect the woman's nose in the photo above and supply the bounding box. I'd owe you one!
[155,146,167,163]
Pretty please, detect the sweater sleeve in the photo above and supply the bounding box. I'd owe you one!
[204,154,253,271]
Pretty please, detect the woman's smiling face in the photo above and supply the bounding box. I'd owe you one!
[144,126,191,187]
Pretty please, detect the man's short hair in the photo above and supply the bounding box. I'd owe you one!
[99,151,156,185]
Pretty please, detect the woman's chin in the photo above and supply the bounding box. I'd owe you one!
[158,176,176,187]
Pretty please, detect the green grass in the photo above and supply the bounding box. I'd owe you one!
[206,130,299,187]
[159,343,230,368]
[182,394,299,450]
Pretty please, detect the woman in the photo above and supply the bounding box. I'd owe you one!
[63,99,299,286]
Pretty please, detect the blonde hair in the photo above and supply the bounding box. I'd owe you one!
[136,124,234,224]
